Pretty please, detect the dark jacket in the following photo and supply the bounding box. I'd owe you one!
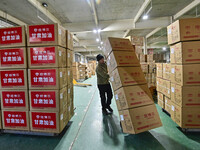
[96,62,110,85]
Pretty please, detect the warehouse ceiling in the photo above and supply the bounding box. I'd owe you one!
[0,0,199,56]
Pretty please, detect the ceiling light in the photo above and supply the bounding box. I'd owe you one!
[42,3,48,7]
[96,38,100,42]
[98,46,100,49]
[97,29,101,33]
[101,42,103,45]
[143,15,148,20]
[93,29,97,33]
[163,47,166,51]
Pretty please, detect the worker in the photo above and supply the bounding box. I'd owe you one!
[96,54,113,115]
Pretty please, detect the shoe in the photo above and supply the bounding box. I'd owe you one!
[102,109,109,115]
[107,106,113,113]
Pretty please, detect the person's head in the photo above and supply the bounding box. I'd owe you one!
[96,54,104,64]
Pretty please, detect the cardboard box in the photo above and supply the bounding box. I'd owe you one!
[151,73,156,83]
[147,55,153,62]
[135,46,143,54]
[157,92,165,108]
[131,36,144,46]
[164,96,172,114]
[171,103,200,128]
[114,84,153,110]
[30,110,69,133]
[28,46,67,68]
[171,83,200,107]
[170,41,200,64]
[27,24,66,48]
[107,51,140,73]
[2,110,29,131]
[149,63,156,73]
[156,77,164,93]
[0,26,26,48]
[119,104,162,134]
[140,54,147,62]
[28,68,68,90]
[103,37,134,57]
[0,47,27,69]
[67,68,73,87]
[0,90,29,110]
[156,63,163,78]
[72,62,86,68]
[156,78,171,97]
[29,88,68,112]
[66,30,73,50]
[0,69,27,89]
[67,50,73,67]
[171,64,200,86]
[163,63,171,81]
[110,67,146,91]
[167,18,200,45]
[140,63,149,73]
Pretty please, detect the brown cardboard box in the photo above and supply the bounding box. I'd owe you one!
[2,110,29,131]
[119,104,162,134]
[171,103,200,128]
[29,88,68,112]
[171,64,200,86]
[67,67,73,87]
[114,84,153,110]
[171,83,200,107]
[30,110,69,133]
[72,62,86,68]
[157,92,165,108]
[0,47,27,69]
[66,30,73,50]
[110,67,146,91]
[135,46,143,54]
[164,96,172,114]
[149,63,156,73]
[28,68,68,90]
[147,55,153,62]
[140,63,149,73]
[103,37,134,57]
[0,26,26,48]
[167,18,200,45]
[27,24,66,48]
[156,63,163,78]
[163,63,171,81]
[151,73,156,83]
[170,41,200,64]
[107,51,140,73]
[140,54,147,62]
[28,46,67,68]
[0,69,28,89]
[67,50,73,67]
[131,36,144,46]
[0,90,29,110]
[156,78,170,97]
[156,77,164,93]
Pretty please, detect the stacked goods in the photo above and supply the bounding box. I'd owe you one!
[72,62,87,80]
[104,37,162,134]
[88,61,97,75]
[0,26,29,131]
[166,18,200,129]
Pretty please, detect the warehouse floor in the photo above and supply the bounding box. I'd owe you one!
[0,76,199,150]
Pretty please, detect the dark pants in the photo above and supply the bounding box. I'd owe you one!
[98,83,113,110]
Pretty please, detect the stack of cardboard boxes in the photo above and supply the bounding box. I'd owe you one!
[157,18,200,129]
[104,37,162,134]
[0,24,74,133]
[72,62,87,80]
[88,61,96,75]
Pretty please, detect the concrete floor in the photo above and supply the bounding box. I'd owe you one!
[0,76,199,150]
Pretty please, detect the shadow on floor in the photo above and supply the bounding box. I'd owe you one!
[177,127,200,143]
[0,122,73,150]
[102,114,121,146]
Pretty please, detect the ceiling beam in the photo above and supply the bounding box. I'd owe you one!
[146,27,162,38]
[174,0,200,20]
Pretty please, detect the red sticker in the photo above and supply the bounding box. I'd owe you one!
[0,48,24,66]
[0,27,23,45]
[31,112,57,129]
[30,47,56,65]
[31,91,56,108]
[0,70,25,87]
[29,24,55,43]
[3,111,27,127]
[2,91,26,107]
[30,69,56,86]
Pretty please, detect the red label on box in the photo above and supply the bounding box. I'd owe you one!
[30,47,56,65]
[31,91,56,108]
[0,48,24,66]
[0,70,25,87]
[29,24,55,43]
[30,69,56,86]
[0,27,23,44]
[31,112,57,129]
[2,91,26,107]
[3,111,27,127]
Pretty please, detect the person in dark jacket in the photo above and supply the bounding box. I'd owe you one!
[96,54,113,115]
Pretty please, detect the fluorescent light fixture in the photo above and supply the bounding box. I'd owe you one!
[163,47,166,51]
[143,15,148,20]
[42,3,48,7]
[98,46,100,49]
[96,38,100,42]
[93,29,97,33]
[100,42,103,45]
[97,29,101,33]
